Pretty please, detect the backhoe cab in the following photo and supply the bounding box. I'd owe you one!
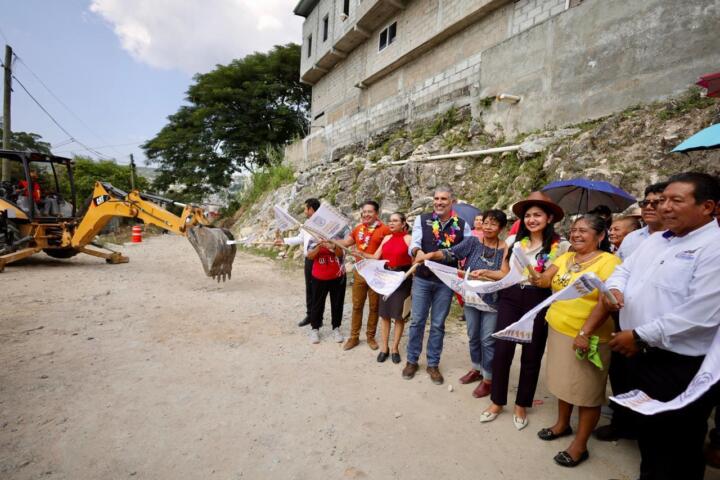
[0,150,236,281]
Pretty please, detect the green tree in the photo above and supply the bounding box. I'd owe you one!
[0,123,53,154]
[58,156,149,206]
[143,43,309,200]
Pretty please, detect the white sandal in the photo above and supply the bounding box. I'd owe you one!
[513,414,528,430]
[479,411,499,423]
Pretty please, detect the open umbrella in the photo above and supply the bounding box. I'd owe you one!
[671,123,720,153]
[542,178,636,214]
[453,201,482,226]
[696,71,720,98]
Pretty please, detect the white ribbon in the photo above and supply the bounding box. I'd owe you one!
[424,260,496,312]
[354,259,408,298]
[610,326,720,414]
[492,272,600,343]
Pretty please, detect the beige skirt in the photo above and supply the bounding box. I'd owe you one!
[546,327,611,407]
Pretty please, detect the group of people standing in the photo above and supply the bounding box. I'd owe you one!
[278,171,719,479]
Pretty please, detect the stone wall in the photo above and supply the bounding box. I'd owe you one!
[479,0,720,135]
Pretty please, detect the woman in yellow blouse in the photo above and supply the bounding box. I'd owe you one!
[529,214,621,468]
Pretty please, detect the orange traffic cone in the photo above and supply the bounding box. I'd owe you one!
[131,225,143,243]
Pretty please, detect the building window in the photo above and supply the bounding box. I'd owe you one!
[307,35,312,57]
[323,15,329,41]
[343,0,350,16]
[378,22,397,51]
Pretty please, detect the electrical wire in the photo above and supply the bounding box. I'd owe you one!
[14,55,125,157]
[1,58,111,160]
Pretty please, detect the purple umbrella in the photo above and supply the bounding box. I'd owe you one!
[453,202,482,226]
[542,178,636,214]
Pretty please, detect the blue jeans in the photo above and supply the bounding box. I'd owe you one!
[464,306,497,379]
[406,276,454,367]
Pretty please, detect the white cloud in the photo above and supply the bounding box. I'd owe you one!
[89,0,303,74]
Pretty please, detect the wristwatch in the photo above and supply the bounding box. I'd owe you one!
[578,330,587,337]
[632,329,649,352]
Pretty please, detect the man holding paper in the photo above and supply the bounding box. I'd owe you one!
[605,172,720,480]
[337,200,390,351]
[417,209,508,398]
[403,186,471,385]
[275,198,320,327]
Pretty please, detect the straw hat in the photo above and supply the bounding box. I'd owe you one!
[511,191,565,223]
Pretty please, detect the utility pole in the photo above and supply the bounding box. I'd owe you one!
[2,45,12,182]
[129,153,136,190]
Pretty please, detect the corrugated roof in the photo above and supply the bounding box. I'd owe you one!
[293,0,319,17]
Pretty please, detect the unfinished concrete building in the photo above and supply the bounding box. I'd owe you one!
[288,0,720,168]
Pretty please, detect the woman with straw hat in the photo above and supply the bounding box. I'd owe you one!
[478,192,570,430]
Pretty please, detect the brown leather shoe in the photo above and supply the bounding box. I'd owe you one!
[367,337,379,350]
[343,337,359,351]
[459,369,483,384]
[472,381,492,398]
[402,362,418,380]
[426,366,444,385]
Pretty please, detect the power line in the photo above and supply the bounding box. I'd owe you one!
[1,58,111,160]
[54,140,144,154]
[14,55,125,157]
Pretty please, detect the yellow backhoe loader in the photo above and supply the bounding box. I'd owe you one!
[0,150,236,281]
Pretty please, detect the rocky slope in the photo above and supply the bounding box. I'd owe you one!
[230,89,720,254]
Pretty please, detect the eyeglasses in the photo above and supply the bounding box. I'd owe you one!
[638,200,661,209]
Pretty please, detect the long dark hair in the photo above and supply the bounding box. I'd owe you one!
[507,203,559,260]
[573,214,612,253]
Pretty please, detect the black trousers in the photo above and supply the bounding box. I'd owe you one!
[711,407,720,447]
[310,275,346,330]
[304,258,314,318]
[606,313,638,433]
[490,285,550,408]
[627,348,716,480]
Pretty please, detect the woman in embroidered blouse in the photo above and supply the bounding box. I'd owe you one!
[358,212,413,364]
[477,192,570,431]
[529,214,620,467]
[419,209,507,398]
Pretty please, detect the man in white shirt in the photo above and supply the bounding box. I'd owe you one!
[616,182,667,261]
[596,182,667,442]
[605,172,720,480]
[276,198,320,327]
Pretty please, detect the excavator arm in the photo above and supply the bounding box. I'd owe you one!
[71,182,236,281]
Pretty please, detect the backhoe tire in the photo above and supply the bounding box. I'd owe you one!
[43,247,80,259]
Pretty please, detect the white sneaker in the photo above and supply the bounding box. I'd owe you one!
[309,329,320,344]
[332,327,344,343]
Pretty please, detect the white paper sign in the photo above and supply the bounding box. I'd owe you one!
[492,272,599,343]
[274,205,301,231]
[610,325,720,415]
[303,203,350,240]
[355,259,408,297]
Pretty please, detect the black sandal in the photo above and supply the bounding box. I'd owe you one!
[537,426,573,441]
[554,450,589,467]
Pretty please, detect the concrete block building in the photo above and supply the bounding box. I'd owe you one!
[289,0,720,168]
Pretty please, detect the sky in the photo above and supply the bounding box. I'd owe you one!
[0,0,303,165]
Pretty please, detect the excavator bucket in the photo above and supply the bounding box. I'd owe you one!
[187,226,237,282]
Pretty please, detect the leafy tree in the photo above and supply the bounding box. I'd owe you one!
[58,156,149,206]
[0,123,52,154]
[143,43,309,201]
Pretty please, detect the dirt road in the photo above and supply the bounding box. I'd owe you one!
[1,235,715,479]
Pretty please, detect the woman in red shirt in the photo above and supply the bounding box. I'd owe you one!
[359,212,412,364]
[307,240,346,344]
